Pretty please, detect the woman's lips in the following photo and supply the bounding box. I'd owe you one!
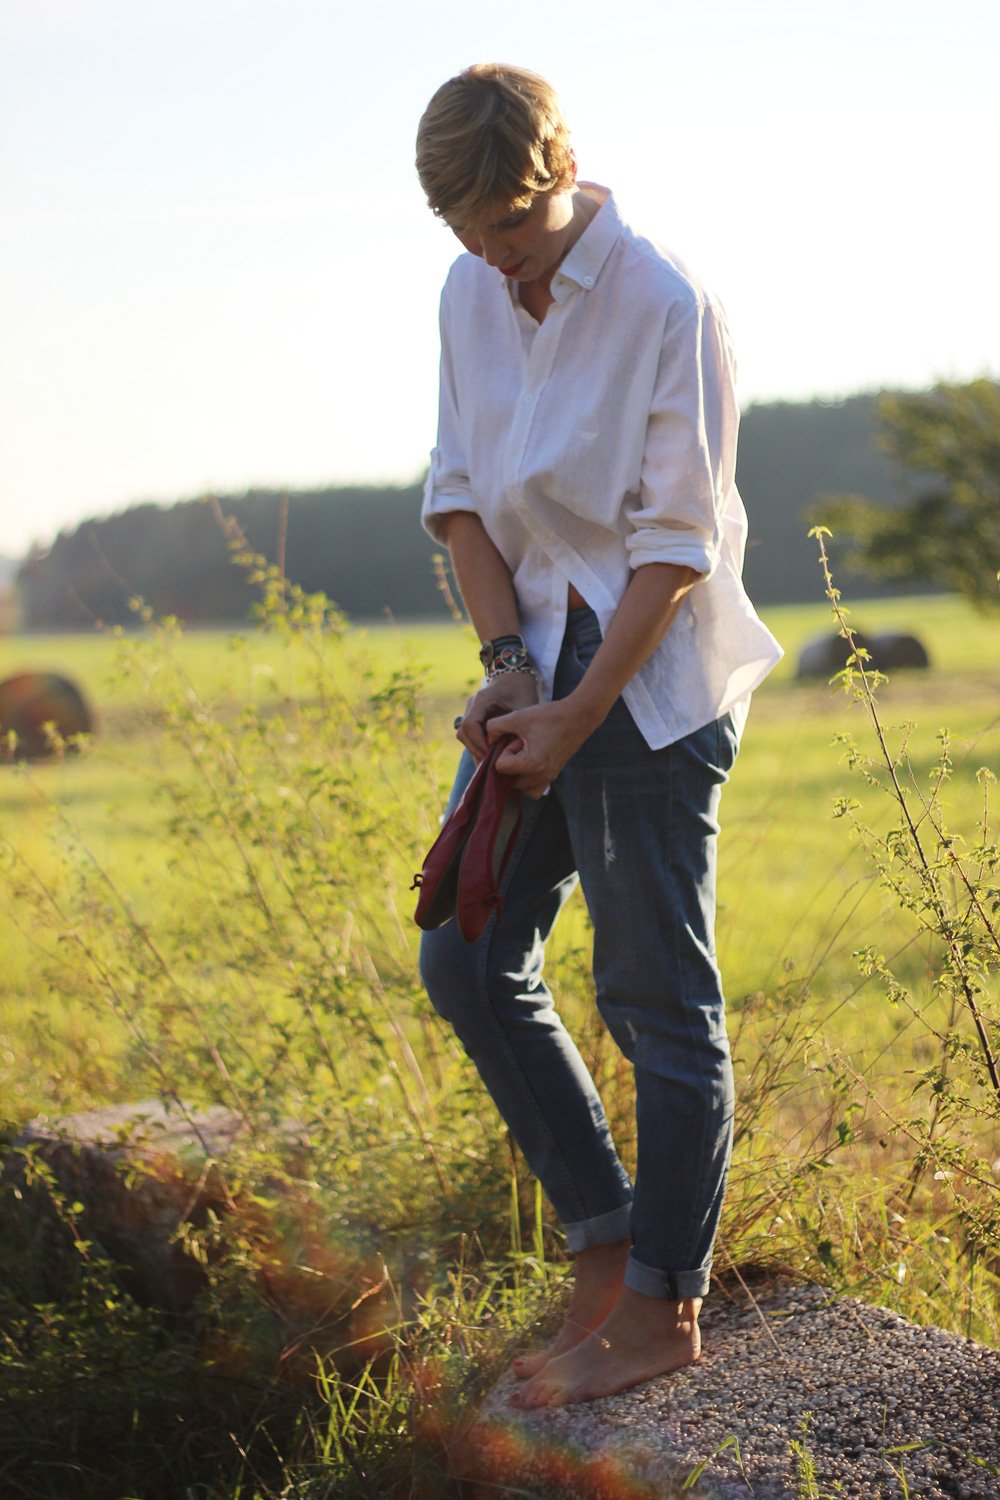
[500,259,526,277]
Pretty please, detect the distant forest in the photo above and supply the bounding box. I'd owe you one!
[17,393,904,629]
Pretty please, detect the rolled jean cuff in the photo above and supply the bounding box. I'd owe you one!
[563,1203,633,1254]
[625,1251,712,1302]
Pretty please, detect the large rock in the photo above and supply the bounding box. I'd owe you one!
[1,1101,401,1373]
[461,1279,999,1499]
[3,1101,256,1310]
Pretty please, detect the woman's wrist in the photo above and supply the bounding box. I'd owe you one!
[441,512,523,644]
[565,670,620,733]
[559,684,609,737]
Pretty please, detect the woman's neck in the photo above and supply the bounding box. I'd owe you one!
[521,188,601,322]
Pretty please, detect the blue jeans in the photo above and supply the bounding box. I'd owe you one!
[419,607,739,1301]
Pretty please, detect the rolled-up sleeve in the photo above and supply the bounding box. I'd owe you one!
[421,288,479,544]
[624,294,739,579]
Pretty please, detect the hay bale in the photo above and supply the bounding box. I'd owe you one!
[869,631,931,670]
[796,631,874,680]
[0,671,94,760]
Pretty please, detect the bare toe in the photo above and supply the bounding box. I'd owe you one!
[509,1374,562,1409]
[511,1350,550,1379]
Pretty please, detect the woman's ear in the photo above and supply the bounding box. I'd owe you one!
[569,147,578,183]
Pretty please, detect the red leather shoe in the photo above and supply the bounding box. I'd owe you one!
[456,740,523,941]
[413,734,522,940]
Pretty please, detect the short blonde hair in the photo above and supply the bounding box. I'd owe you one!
[415,63,574,228]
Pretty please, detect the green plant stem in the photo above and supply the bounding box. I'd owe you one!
[812,529,999,1097]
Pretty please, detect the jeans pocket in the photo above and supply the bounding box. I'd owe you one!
[573,637,601,672]
[555,612,602,699]
[716,712,740,776]
[569,613,603,670]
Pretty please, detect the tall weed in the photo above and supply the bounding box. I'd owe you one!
[798,529,999,1322]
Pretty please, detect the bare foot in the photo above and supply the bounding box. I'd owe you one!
[511,1239,629,1380]
[509,1289,702,1408]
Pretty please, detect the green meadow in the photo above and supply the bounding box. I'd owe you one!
[3,592,996,1112]
[0,583,997,1498]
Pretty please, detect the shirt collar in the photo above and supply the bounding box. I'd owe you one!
[503,184,622,305]
[552,183,621,295]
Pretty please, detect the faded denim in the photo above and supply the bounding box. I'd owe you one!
[419,607,739,1301]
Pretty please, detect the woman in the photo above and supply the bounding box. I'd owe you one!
[415,64,781,1408]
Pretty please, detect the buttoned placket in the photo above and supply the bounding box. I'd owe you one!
[502,288,568,492]
[502,274,601,678]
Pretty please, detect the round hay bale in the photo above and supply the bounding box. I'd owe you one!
[869,632,931,670]
[796,630,874,680]
[0,672,94,760]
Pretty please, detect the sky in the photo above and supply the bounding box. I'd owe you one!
[1,0,997,559]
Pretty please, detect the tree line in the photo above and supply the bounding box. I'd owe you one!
[16,384,997,629]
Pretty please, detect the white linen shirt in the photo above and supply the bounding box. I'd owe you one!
[422,186,782,749]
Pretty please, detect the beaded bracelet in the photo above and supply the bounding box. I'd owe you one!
[479,634,524,670]
[487,644,536,680]
[479,635,538,683]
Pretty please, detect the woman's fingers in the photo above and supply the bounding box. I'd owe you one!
[456,709,489,760]
[489,712,556,794]
[489,699,594,793]
[456,675,540,762]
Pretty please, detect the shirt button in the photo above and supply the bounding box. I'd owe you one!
[583,275,594,288]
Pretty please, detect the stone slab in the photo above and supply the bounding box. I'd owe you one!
[462,1280,999,1499]
[3,1099,251,1310]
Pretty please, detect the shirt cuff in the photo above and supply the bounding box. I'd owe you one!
[421,493,479,545]
[421,458,479,544]
[626,526,719,579]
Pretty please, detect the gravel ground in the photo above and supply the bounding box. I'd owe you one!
[462,1280,999,1499]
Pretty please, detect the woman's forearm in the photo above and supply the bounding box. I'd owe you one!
[488,561,700,796]
[444,515,697,689]
[568,562,700,731]
[441,512,522,643]
[441,511,539,761]
[440,515,700,787]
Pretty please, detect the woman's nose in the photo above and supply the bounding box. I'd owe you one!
[477,230,506,267]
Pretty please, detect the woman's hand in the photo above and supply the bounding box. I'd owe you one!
[486,697,601,798]
[456,670,539,762]
[482,565,701,794]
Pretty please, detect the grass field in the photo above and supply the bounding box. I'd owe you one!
[0,586,997,1498]
[3,593,996,1110]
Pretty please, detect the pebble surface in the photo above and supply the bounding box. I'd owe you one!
[463,1280,1000,1499]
